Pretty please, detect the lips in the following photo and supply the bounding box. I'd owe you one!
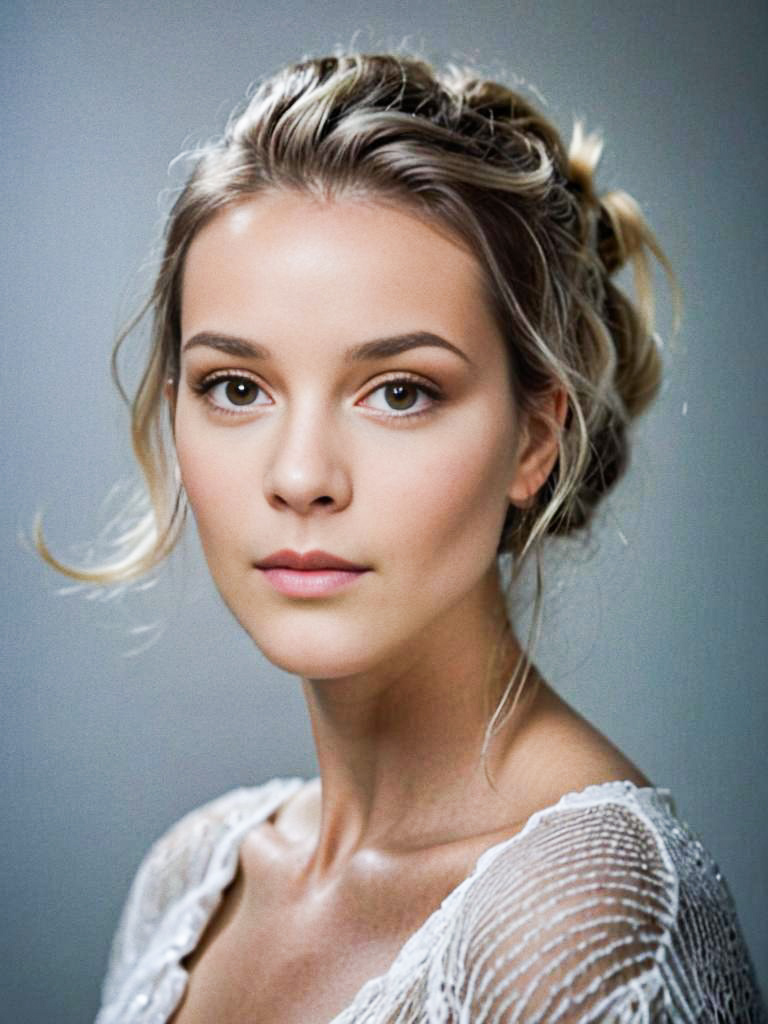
[256,549,370,571]
[256,549,370,599]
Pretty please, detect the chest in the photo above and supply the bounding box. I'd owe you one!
[168,851,463,1024]
[169,921,405,1024]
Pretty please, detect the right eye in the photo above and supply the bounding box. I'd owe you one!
[203,375,271,413]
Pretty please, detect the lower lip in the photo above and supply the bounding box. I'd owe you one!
[259,567,369,597]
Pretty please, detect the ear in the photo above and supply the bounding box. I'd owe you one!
[507,387,568,509]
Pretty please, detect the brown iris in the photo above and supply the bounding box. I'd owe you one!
[385,382,418,411]
[225,379,258,406]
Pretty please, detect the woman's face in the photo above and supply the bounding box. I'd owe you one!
[174,191,540,681]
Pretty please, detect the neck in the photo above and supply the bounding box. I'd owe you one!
[298,566,539,876]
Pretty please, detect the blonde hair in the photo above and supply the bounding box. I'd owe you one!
[37,52,680,749]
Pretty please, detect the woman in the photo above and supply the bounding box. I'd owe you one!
[41,52,764,1021]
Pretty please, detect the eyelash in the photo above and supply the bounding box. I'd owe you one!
[190,371,444,422]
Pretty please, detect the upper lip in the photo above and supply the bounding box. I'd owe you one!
[256,549,370,571]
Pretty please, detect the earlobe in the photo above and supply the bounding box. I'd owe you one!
[507,387,568,509]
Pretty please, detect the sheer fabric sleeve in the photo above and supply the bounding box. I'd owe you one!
[96,786,270,1011]
[429,797,766,1023]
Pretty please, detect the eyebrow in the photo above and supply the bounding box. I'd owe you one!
[181,330,473,366]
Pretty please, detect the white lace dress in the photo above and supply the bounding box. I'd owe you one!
[94,778,765,1023]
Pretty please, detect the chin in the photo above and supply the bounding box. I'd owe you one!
[239,611,393,681]
[254,642,382,683]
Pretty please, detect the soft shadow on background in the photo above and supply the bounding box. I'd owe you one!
[3,1,766,1018]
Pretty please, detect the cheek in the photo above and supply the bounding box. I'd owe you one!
[174,419,248,553]
[370,407,515,581]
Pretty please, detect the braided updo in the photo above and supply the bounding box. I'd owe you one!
[38,53,678,677]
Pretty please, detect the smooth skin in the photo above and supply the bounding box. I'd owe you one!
[168,191,649,1024]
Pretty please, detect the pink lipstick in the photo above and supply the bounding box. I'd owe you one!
[256,549,370,597]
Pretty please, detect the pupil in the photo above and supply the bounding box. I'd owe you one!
[388,383,416,410]
[226,380,254,405]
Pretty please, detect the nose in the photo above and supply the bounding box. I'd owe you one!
[262,403,352,516]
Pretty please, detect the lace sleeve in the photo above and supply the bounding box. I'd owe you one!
[97,786,266,1008]
[430,797,766,1022]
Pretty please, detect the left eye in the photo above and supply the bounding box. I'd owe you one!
[205,377,269,410]
[362,379,437,416]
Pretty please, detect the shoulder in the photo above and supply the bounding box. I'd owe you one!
[115,778,301,933]
[431,783,766,1022]
[137,779,301,874]
[98,777,302,1009]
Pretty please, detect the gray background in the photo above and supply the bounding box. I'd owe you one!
[3,0,766,1020]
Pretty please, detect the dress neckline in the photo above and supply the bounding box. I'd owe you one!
[171,777,674,1024]
[327,778,673,1022]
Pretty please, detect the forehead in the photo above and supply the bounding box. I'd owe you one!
[180,191,504,367]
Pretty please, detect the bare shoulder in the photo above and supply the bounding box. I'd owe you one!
[544,681,651,784]
[493,678,652,825]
